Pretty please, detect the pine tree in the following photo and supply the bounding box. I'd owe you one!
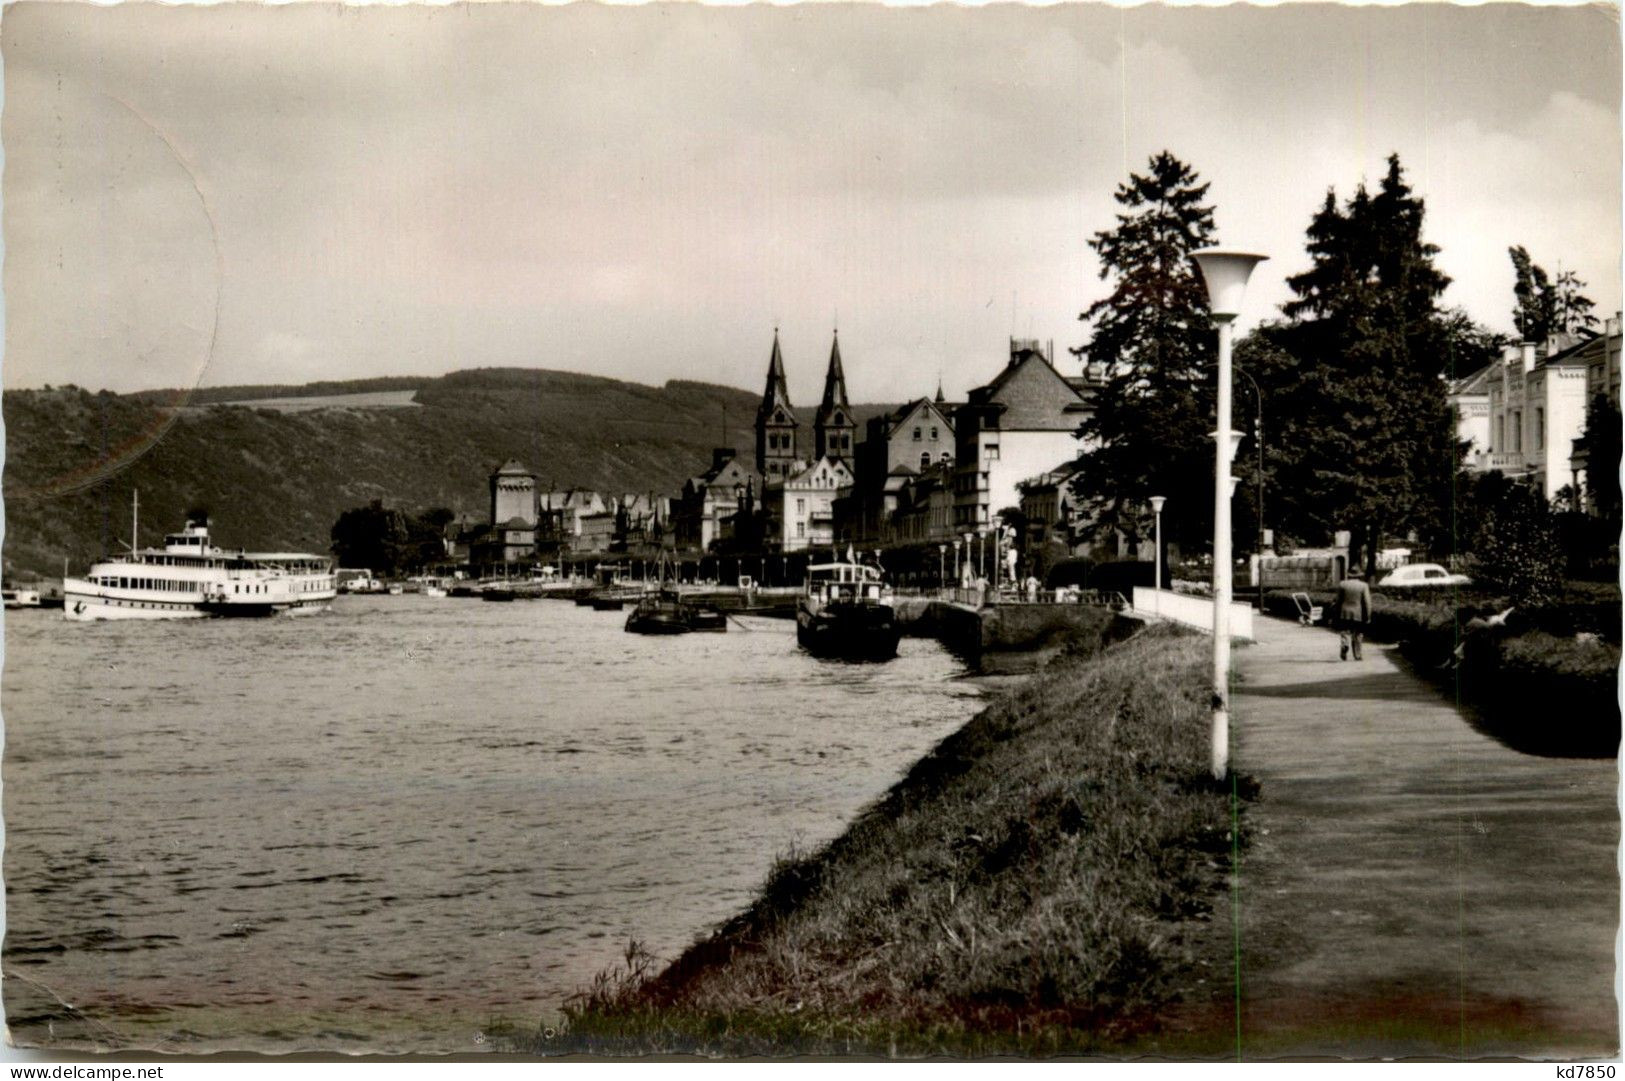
[1509,245,1599,342]
[1067,152,1220,553]
[1249,154,1461,571]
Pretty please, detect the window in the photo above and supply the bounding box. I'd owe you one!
[941,451,952,464]
[931,427,938,440]
[1536,407,1545,449]
[796,499,805,515]
[1513,411,1523,453]
[921,453,932,470]
[985,445,1000,460]
[796,522,805,538]
[775,410,785,423]
[913,427,922,441]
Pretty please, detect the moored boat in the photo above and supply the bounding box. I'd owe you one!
[795,561,899,661]
[624,591,690,634]
[63,508,335,621]
[3,587,42,609]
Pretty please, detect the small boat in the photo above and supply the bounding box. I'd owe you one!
[481,584,517,602]
[796,561,900,661]
[3,587,42,609]
[387,583,404,596]
[623,588,729,634]
[424,585,448,598]
[684,602,728,632]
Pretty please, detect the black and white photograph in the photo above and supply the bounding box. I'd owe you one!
[0,0,1619,1064]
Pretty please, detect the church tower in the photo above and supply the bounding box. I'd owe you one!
[813,331,855,461]
[755,330,799,480]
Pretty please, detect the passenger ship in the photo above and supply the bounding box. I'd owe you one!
[63,517,336,621]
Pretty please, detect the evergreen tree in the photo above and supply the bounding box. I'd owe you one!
[1067,152,1220,553]
[1581,392,1622,525]
[1509,245,1598,342]
[1248,154,1461,572]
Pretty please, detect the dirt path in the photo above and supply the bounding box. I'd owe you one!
[1230,615,1618,1059]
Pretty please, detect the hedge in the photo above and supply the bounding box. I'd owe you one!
[1261,590,1619,755]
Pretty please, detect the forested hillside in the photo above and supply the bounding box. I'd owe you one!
[3,368,891,577]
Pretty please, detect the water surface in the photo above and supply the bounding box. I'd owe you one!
[3,596,982,1053]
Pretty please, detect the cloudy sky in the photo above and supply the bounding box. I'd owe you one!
[3,2,1619,402]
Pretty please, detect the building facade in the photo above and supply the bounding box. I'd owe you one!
[952,339,1095,532]
[1483,338,1592,500]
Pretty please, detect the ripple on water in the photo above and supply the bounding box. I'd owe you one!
[2,597,983,1052]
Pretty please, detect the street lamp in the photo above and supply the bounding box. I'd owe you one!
[1193,247,1268,782]
[1149,495,1166,593]
[938,544,947,591]
[953,538,963,586]
[1234,364,1267,611]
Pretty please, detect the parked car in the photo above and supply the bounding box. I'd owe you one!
[1375,562,1472,588]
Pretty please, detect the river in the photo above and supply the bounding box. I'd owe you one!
[1,595,985,1053]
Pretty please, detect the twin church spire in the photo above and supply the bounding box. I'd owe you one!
[754,329,853,478]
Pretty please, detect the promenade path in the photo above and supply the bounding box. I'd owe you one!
[1229,614,1618,1059]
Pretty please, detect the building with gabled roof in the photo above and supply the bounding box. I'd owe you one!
[952,339,1098,533]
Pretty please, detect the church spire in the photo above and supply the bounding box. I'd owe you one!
[814,330,855,461]
[755,329,798,479]
[758,328,793,418]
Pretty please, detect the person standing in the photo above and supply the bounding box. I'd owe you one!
[1335,567,1372,660]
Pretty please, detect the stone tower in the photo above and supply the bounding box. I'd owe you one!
[814,332,855,461]
[755,330,800,480]
[490,459,537,525]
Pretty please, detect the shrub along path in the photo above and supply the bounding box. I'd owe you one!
[1230,615,1618,1059]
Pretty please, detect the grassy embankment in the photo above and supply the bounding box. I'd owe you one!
[517,624,1248,1057]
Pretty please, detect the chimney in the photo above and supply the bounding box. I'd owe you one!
[711,447,737,471]
[1521,343,1537,373]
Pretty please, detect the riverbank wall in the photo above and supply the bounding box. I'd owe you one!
[893,598,1142,669]
[543,622,1245,1057]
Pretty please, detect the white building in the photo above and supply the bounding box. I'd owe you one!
[768,455,854,552]
[952,339,1097,532]
[1483,339,1592,500]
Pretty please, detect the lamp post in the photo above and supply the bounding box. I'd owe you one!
[1193,248,1268,782]
[938,544,947,592]
[953,538,963,587]
[1149,495,1166,593]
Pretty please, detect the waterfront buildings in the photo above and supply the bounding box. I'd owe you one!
[951,339,1098,533]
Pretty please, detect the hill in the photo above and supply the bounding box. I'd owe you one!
[3,369,894,577]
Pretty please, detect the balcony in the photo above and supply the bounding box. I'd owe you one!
[1487,452,1527,471]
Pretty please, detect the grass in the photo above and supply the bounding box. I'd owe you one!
[520,624,1248,1057]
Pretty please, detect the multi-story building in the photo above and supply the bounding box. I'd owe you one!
[841,392,957,545]
[952,339,1096,533]
[1017,469,1080,553]
[766,455,854,552]
[1568,316,1623,512]
[673,448,762,552]
[1483,337,1593,500]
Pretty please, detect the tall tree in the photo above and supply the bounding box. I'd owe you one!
[1509,245,1598,342]
[1067,151,1220,553]
[1580,392,1622,525]
[1249,154,1462,572]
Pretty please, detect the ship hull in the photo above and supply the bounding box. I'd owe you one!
[795,602,900,661]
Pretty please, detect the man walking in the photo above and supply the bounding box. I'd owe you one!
[1335,567,1372,661]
